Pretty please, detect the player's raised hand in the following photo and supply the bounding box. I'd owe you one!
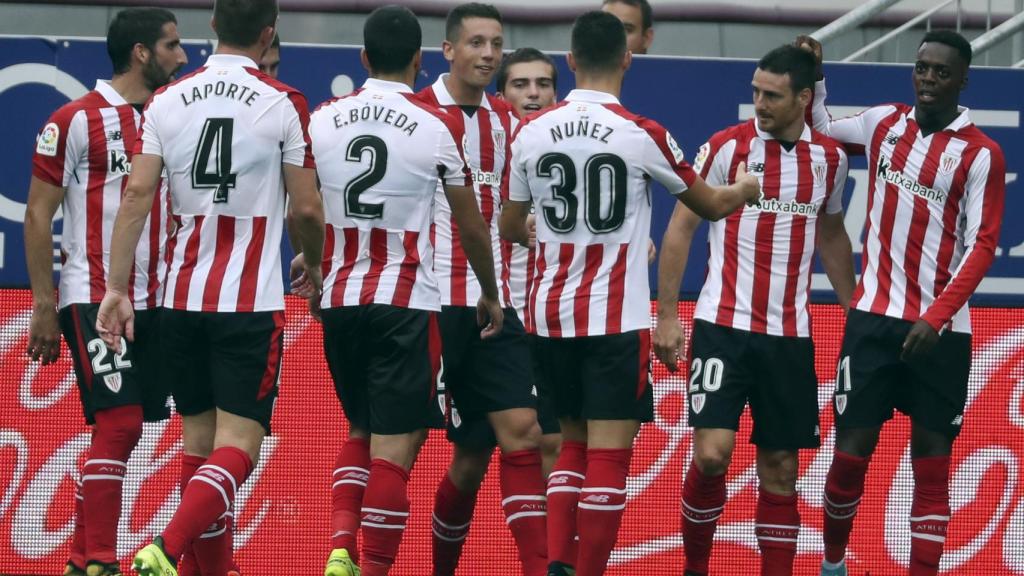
[795,35,824,79]
[95,290,134,353]
[734,162,762,206]
[653,317,686,372]
[26,303,61,365]
[901,319,940,361]
[476,295,504,339]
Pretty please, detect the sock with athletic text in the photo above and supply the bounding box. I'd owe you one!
[332,437,370,563]
[500,449,548,576]
[83,405,143,564]
[681,461,727,576]
[431,472,479,576]
[822,451,870,565]
[756,488,800,576]
[909,456,951,576]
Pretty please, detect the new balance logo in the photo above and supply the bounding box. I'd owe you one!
[364,514,386,523]
[107,130,123,141]
[951,415,963,426]
[583,494,609,504]
[748,162,765,173]
[884,131,900,145]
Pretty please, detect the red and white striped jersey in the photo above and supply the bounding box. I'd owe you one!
[811,81,1005,334]
[136,54,315,313]
[310,78,472,311]
[504,226,536,323]
[416,75,516,309]
[693,120,848,338]
[32,80,168,311]
[509,89,699,337]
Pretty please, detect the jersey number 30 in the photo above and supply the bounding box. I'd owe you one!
[537,152,627,234]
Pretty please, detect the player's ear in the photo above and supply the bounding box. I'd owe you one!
[566,52,577,73]
[259,25,275,50]
[622,50,632,72]
[132,42,150,67]
[797,86,812,109]
[442,40,455,63]
[360,49,371,74]
[412,49,423,76]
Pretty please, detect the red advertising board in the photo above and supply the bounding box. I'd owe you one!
[2,290,1022,575]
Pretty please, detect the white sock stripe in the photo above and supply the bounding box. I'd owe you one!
[506,510,547,524]
[546,486,582,495]
[825,509,858,520]
[755,523,801,531]
[911,533,946,543]
[684,513,722,524]
[581,487,627,495]
[431,528,467,542]
[85,459,127,467]
[577,502,626,511]
[362,507,410,517]
[198,464,237,496]
[332,479,368,489]
[362,521,406,530]
[199,526,228,539]
[192,475,231,511]
[81,474,125,482]
[334,466,369,476]
[431,513,472,531]
[910,514,950,522]
[501,495,547,506]
[548,470,585,481]
[757,536,799,543]
[823,494,861,509]
[75,494,85,501]
[682,500,725,514]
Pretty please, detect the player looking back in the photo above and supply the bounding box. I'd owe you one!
[95,0,325,574]
[501,11,760,576]
[798,31,1006,576]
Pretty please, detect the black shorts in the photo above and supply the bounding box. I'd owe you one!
[834,309,971,439]
[533,330,653,422]
[160,309,284,433]
[59,304,169,424]
[446,334,560,450]
[687,320,820,450]
[438,306,535,440]
[322,305,441,435]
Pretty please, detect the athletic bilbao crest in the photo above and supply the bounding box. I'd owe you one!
[939,152,961,175]
[812,162,828,187]
[691,392,706,414]
[492,129,505,150]
[103,372,123,394]
[835,393,847,415]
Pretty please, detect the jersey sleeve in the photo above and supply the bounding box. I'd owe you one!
[810,79,889,150]
[508,127,531,203]
[920,144,1005,331]
[438,118,472,188]
[825,148,849,215]
[639,119,699,196]
[31,106,83,187]
[282,90,316,169]
[693,136,733,187]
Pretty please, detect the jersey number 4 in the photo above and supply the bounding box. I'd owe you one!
[538,152,627,234]
[192,118,238,203]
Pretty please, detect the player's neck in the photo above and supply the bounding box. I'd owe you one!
[215,43,265,68]
[914,105,959,136]
[573,74,622,99]
[109,73,152,106]
[769,119,805,144]
[443,73,484,106]
[373,70,416,90]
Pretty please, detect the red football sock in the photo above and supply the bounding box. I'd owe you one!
[177,454,205,576]
[500,449,548,576]
[431,472,478,576]
[576,448,631,576]
[681,460,727,576]
[69,478,86,569]
[361,459,411,576]
[822,451,870,565]
[756,488,799,576]
[83,405,143,564]
[161,446,253,560]
[909,456,951,576]
[547,440,586,568]
[332,437,370,563]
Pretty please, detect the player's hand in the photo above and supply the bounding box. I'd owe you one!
[476,295,504,339]
[735,162,762,206]
[290,253,315,298]
[647,238,657,265]
[901,319,940,361]
[304,264,324,322]
[521,214,537,249]
[95,290,134,353]
[653,318,686,372]
[26,302,61,365]
[795,35,824,79]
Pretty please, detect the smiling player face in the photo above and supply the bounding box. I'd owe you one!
[444,16,504,90]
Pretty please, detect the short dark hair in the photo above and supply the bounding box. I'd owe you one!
[601,0,652,31]
[571,11,626,73]
[213,0,278,48]
[364,5,422,74]
[757,44,817,93]
[107,7,177,75]
[920,30,972,67]
[445,3,502,43]
[496,47,557,92]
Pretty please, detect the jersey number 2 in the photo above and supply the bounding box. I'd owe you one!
[345,135,387,219]
[192,118,237,203]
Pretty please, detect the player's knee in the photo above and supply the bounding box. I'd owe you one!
[92,405,144,460]
[494,410,542,452]
[756,451,799,494]
[835,427,881,458]
[540,433,562,461]
[693,443,733,477]
[449,453,490,492]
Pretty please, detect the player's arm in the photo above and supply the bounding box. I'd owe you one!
[653,202,702,371]
[816,152,855,309]
[676,167,759,221]
[445,181,503,337]
[795,35,872,148]
[283,164,325,289]
[23,176,65,364]
[499,200,531,246]
[906,146,1006,358]
[97,153,163,351]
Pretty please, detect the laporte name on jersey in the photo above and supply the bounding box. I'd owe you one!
[180,80,261,108]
